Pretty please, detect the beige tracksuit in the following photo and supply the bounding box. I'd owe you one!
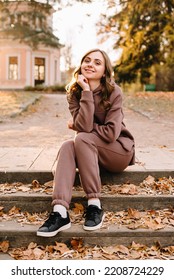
[52,84,135,209]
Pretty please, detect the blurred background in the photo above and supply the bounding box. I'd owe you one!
[0,0,173,91]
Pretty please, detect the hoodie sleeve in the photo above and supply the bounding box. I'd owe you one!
[68,90,95,133]
[92,88,124,143]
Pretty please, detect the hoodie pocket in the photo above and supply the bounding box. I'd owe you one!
[117,136,135,152]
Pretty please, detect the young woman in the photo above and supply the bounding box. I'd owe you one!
[37,48,135,237]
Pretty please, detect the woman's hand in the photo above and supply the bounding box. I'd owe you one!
[77,74,90,91]
[67,118,74,130]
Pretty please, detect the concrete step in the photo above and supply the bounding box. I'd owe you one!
[0,147,174,184]
[0,220,174,248]
[1,191,174,212]
[1,180,174,250]
[1,169,174,185]
[0,253,14,260]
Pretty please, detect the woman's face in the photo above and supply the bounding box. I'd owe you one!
[80,51,105,82]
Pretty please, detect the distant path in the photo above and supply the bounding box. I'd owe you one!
[0,94,173,149]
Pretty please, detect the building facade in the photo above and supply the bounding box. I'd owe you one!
[0,0,61,89]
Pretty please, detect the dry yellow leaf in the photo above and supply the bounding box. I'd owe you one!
[72,203,84,214]
[8,206,21,215]
[54,242,69,254]
[0,241,10,253]
[128,208,141,219]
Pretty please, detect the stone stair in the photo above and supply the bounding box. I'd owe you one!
[1,220,174,248]
[0,173,174,249]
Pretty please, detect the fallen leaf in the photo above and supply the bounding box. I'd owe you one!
[71,239,83,250]
[147,249,159,257]
[46,245,54,254]
[128,208,141,219]
[54,242,69,254]
[0,241,10,253]
[148,210,156,216]
[154,217,162,224]
[119,184,138,195]
[18,186,31,192]
[129,250,141,259]
[33,247,45,259]
[162,217,169,224]
[31,180,41,189]
[101,246,118,255]
[163,246,174,254]
[101,253,118,260]
[22,249,34,259]
[127,222,141,230]
[114,245,129,255]
[131,241,147,251]
[8,206,21,215]
[145,219,165,230]
[28,242,37,250]
[143,175,155,186]
[72,203,84,214]
[44,181,53,187]
[168,219,174,226]
[0,206,4,217]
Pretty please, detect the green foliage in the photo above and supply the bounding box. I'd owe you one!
[98,0,174,87]
[24,84,66,92]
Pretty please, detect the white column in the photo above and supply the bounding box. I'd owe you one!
[26,50,31,86]
[45,55,49,86]
[31,54,35,87]
[50,53,54,85]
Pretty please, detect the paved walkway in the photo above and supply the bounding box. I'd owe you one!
[0,146,173,180]
[0,93,173,183]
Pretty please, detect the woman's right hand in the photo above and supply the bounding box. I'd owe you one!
[77,74,90,91]
[67,118,74,130]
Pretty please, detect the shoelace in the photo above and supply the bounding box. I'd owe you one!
[84,206,101,220]
[44,212,61,226]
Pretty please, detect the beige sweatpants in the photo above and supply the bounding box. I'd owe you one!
[52,132,134,209]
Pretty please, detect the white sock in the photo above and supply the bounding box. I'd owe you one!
[53,204,67,218]
[88,198,101,209]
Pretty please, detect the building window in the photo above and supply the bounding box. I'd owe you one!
[8,56,18,80]
[34,57,45,85]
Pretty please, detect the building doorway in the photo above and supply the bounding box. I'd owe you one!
[34,57,45,86]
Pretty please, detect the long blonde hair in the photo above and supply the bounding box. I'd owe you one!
[66,48,115,110]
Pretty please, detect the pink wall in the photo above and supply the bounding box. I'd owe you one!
[0,43,61,89]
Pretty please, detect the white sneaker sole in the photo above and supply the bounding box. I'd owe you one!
[37,222,71,237]
[83,214,105,231]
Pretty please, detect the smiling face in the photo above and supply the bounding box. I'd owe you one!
[80,51,105,83]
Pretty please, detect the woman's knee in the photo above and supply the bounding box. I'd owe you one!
[59,139,74,152]
[74,132,89,146]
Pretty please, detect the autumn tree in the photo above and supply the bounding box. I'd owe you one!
[98,0,174,89]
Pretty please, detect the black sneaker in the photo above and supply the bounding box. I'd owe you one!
[37,212,71,237]
[83,205,104,231]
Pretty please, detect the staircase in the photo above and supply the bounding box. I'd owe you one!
[1,170,174,250]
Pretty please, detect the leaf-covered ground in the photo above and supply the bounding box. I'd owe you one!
[0,176,174,260]
[0,176,174,196]
[1,239,174,260]
[0,91,40,121]
[0,203,174,231]
[123,91,174,120]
